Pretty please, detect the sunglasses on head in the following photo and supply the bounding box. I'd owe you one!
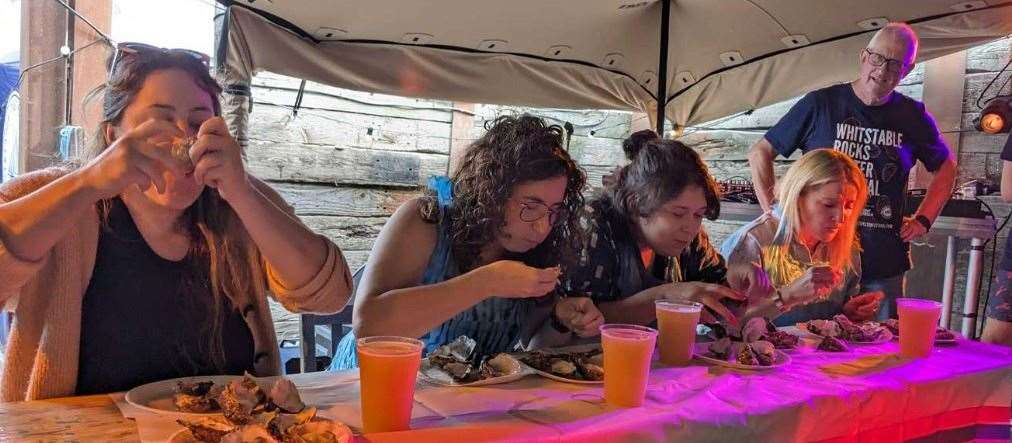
[108,42,211,75]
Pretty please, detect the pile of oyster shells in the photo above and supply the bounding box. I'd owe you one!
[707,317,790,366]
[175,375,346,443]
[427,336,517,383]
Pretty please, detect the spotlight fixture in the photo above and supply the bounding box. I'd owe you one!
[976,97,1011,134]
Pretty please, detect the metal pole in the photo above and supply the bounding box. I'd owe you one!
[655,0,671,138]
[962,237,985,337]
[940,236,956,328]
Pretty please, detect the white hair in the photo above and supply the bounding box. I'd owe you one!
[869,22,919,64]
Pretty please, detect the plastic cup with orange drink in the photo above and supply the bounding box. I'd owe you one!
[655,300,702,366]
[356,336,424,433]
[896,298,942,358]
[599,324,657,407]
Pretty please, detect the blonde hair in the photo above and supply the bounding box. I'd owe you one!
[766,149,868,286]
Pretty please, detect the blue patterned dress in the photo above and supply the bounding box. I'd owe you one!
[328,177,540,370]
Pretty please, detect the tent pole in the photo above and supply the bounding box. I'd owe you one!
[655,0,671,138]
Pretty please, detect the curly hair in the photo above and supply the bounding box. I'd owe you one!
[421,114,587,271]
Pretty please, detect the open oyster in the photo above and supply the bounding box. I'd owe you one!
[750,340,776,366]
[268,379,306,414]
[817,336,848,352]
[268,407,317,439]
[708,337,733,360]
[171,136,197,170]
[549,358,577,377]
[173,381,221,413]
[177,417,237,443]
[285,419,351,443]
[221,424,278,443]
[740,317,769,343]
[805,319,841,337]
[219,375,266,424]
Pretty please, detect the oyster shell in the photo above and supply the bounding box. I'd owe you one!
[736,343,759,366]
[578,362,604,381]
[817,336,848,352]
[268,379,306,414]
[806,319,841,337]
[219,375,266,424]
[177,417,236,443]
[750,340,776,366]
[173,380,220,413]
[708,337,732,360]
[268,407,317,439]
[741,317,768,343]
[171,136,196,169]
[221,424,278,443]
[284,419,350,443]
[763,330,800,350]
[549,358,577,376]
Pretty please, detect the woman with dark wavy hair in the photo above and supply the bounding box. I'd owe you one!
[330,114,600,369]
[566,133,766,328]
[0,45,351,401]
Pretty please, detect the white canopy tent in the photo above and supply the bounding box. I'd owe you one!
[214,0,1012,141]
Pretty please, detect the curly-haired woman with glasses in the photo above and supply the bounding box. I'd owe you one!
[0,44,352,401]
[329,114,601,370]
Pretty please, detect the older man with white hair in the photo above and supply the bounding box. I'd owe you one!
[746,23,958,320]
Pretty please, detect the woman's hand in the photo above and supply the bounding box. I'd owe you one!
[842,291,883,322]
[726,262,774,303]
[476,260,560,299]
[81,119,189,199]
[657,282,746,326]
[554,297,604,337]
[190,117,251,202]
[780,265,841,308]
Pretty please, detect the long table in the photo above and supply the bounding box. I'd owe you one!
[1,336,1009,442]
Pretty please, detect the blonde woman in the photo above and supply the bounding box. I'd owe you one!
[721,149,882,325]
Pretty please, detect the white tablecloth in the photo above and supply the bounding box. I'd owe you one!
[117,337,1012,442]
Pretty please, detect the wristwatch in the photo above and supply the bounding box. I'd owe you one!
[914,214,932,231]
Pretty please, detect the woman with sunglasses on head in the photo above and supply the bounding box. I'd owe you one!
[329,114,601,370]
[721,149,882,325]
[0,45,352,401]
[564,133,764,330]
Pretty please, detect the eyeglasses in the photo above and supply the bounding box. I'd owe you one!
[518,201,568,226]
[862,48,907,73]
[108,42,211,75]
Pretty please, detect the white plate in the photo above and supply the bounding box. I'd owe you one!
[796,322,893,344]
[692,342,791,370]
[514,344,604,385]
[418,354,528,387]
[125,375,241,416]
[891,330,959,345]
[169,421,354,443]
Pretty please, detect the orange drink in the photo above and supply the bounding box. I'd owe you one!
[896,298,942,358]
[600,324,657,407]
[356,336,423,433]
[655,300,702,366]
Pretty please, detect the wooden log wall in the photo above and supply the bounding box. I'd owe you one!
[256,37,1010,341]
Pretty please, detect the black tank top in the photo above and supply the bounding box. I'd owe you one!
[75,198,255,395]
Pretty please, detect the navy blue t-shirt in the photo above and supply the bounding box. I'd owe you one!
[765,84,950,281]
[1000,134,1012,270]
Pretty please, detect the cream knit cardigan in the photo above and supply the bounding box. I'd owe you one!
[0,169,352,402]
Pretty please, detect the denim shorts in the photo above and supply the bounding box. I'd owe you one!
[988,270,1012,322]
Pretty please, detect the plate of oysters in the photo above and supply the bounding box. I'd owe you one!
[163,375,351,443]
[419,336,527,387]
[694,317,794,370]
[797,314,893,346]
[515,344,605,384]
